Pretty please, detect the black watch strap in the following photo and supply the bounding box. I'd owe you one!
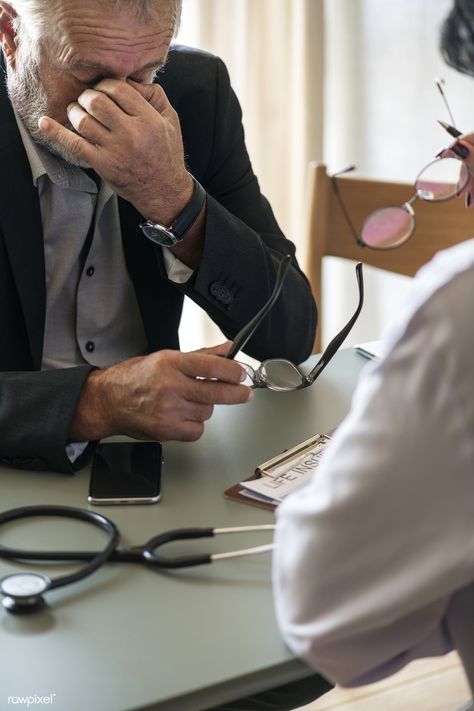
[140,177,206,247]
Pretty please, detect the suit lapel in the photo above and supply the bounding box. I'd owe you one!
[0,70,46,368]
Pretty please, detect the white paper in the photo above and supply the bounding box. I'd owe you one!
[239,438,330,504]
[354,340,385,361]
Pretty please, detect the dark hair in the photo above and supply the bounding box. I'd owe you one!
[441,1,474,77]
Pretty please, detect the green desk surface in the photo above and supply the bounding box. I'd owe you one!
[0,349,368,711]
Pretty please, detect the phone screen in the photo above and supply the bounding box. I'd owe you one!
[88,442,162,505]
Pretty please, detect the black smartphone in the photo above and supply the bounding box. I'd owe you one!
[88,442,162,505]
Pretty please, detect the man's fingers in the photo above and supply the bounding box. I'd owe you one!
[76,349,252,445]
[160,421,205,443]
[67,102,109,143]
[186,379,253,406]
[188,403,214,422]
[76,89,122,130]
[193,341,233,357]
[128,79,175,117]
[93,78,159,117]
[179,351,246,383]
[38,116,98,163]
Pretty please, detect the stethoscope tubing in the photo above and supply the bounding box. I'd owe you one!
[0,507,274,612]
[0,523,276,569]
[0,505,119,590]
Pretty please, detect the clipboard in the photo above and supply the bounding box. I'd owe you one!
[224,433,332,511]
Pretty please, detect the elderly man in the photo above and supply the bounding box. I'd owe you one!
[0,0,316,473]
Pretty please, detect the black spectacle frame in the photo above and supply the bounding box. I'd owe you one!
[227,256,364,392]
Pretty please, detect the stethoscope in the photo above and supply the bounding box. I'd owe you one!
[0,505,275,614]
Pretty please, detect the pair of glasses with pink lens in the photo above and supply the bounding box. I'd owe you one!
[332,80,470,249]
[331,158,469,250]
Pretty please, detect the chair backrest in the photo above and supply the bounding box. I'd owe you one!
[306,162,474,352]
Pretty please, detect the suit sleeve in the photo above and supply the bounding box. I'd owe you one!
[164,53,317,363]
[0,367,95,474]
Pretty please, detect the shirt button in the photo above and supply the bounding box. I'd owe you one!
[86,266,95,277]
[85,341,95,353]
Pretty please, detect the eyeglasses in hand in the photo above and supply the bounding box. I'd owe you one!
[227,255,364,391]
[332,157,469,250]
[332,80,469,250]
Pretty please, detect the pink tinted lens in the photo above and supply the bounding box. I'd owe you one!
[361,207,414,248]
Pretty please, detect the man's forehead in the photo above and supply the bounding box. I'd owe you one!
[70,57,166,71]
[48,0,176,25]
[44,0,175,67]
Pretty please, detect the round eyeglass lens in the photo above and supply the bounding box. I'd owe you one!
[415,157,469,201]
[361,206,414,249]
[258,359,305,391]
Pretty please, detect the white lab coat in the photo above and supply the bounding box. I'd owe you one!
[273,238,474,689]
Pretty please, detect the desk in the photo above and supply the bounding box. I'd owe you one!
[0,349,367,711]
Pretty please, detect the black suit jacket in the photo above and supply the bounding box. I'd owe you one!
[0,45,316,473]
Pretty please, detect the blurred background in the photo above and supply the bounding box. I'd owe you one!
[175,0,473,353]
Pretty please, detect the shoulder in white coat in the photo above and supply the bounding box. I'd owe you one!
[273,238,474,686]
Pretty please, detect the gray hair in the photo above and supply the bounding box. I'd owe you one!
[9,0,182,50]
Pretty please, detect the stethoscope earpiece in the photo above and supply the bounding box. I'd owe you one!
[0,572,50,614]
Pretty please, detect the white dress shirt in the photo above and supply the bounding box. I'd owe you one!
[273,238,474,689]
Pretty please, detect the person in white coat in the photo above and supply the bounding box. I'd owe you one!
[273,0,474,695]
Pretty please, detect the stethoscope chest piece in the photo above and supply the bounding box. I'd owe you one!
[0,505,120,614]
[0,572,51,614]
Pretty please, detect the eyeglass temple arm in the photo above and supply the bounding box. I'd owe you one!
[226,255,292,360]
[330,167,365,248]
[305,262,364,384]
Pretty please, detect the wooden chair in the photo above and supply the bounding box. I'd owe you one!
[306,162,474,352]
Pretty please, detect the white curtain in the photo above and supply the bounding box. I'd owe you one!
[176,0,473,351]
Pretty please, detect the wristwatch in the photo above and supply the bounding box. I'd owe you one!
[139,176,206,247]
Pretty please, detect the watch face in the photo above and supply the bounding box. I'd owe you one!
[140,223,180,247]
[139,177,205,247]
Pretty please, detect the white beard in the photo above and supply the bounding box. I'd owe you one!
[7,54,90,168]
